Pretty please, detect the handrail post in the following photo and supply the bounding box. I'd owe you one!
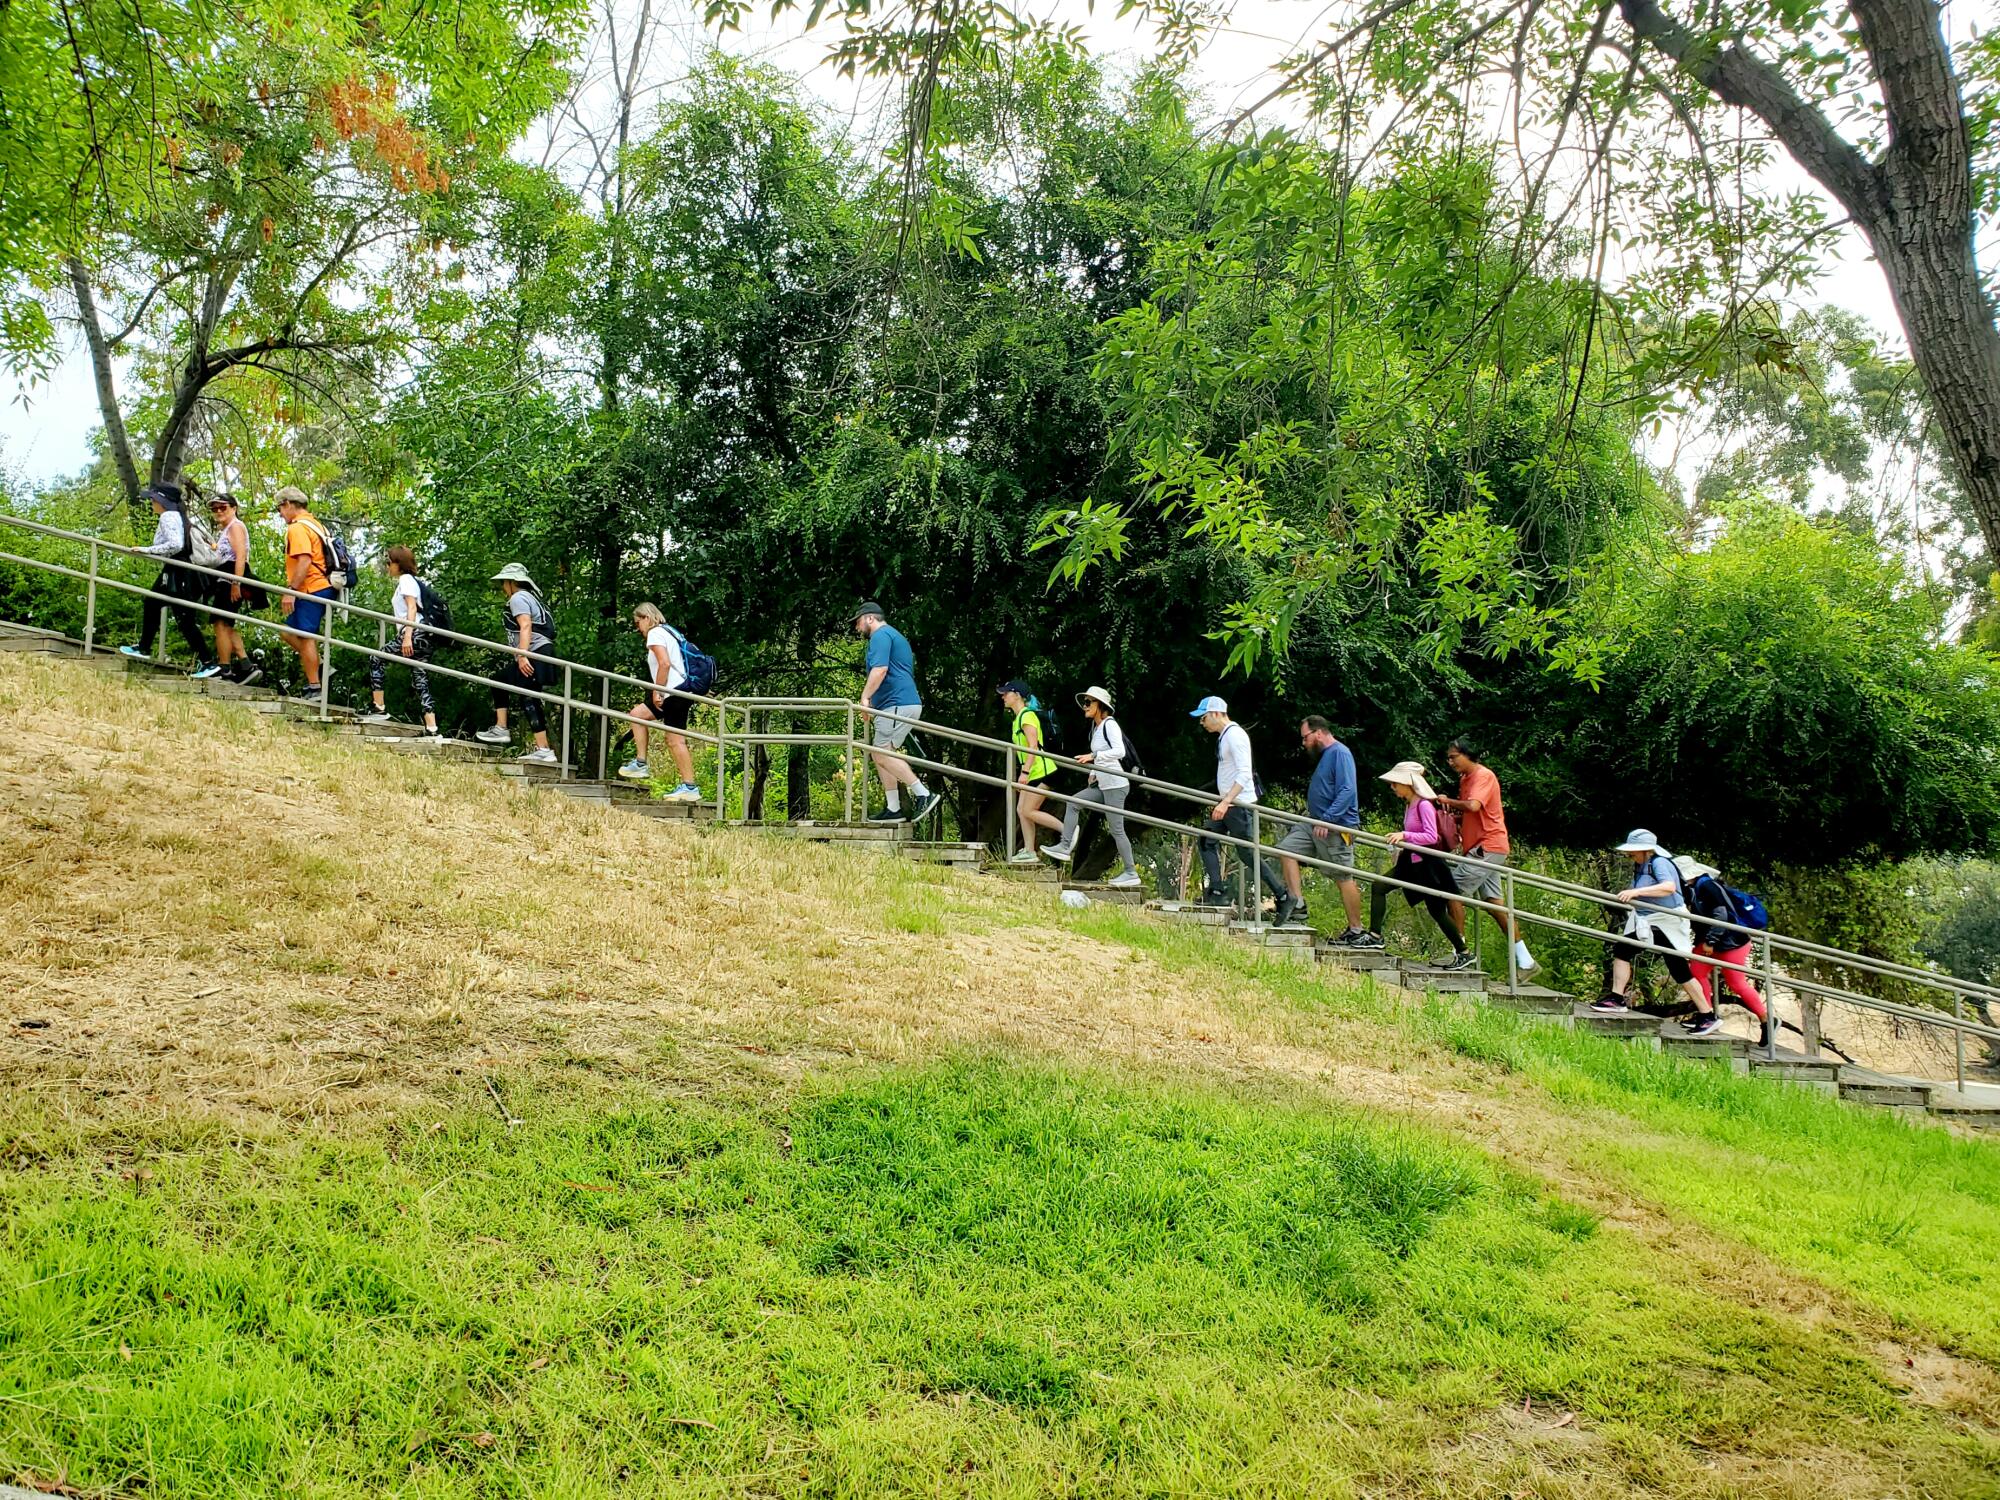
[1761,937,1779,1061]
[317,595,333,721]
[559,665,573,781]
[596,675,610,782]
[1505,870,1519,992]
[715,701,728,822]
[1005,744,1017,861]
[1249,806,1263,932]
[1957,993,1967,1093]
[83,541,99,655]
[843,704,856,824]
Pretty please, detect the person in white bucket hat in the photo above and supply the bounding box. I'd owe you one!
[1038,686,1140,889]
[1587,830,1719,1034]
[1360,761,1473,968]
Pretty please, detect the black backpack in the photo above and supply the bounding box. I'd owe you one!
[415,579,454,635]
[505,591,557,645]
[1109,719,1145,781]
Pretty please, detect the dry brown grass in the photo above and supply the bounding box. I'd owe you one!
[0,651,1436,1128]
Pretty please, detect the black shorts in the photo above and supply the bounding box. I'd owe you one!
[646,690,692,730]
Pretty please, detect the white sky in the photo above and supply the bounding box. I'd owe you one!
[0,0,1906,488]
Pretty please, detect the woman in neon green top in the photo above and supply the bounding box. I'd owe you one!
[1000,679,1063,862]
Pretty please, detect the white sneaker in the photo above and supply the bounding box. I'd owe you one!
[1039,842,1073,862]
[1107,870,1142,889]
[1007,849,1041,865]
[474,726,510,744]
[360,711,393,725]
[518,747,558,764]
[617,760,651,781]
[1517,954,1539,975]
[666,784,703,802]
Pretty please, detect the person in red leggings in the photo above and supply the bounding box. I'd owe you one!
[1676,855,1772,1046]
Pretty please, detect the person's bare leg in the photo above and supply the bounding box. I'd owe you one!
[1339,878,1362,931]
[632,705,653,763]
[299,637,320,685]
[667,731,694,785]
[1681,977,1713,1015]
[1281,855,1304,902]
[494,708,511,731]
[1610,957,1634,995]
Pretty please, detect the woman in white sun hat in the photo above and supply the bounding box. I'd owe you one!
[1587,830,1719,1035]
[1037,686,1140,889]
[1362,761,1473,969]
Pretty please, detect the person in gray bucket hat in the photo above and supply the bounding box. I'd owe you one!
[474,563,561,764]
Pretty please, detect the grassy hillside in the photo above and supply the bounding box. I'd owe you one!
[3,651,2000,1498]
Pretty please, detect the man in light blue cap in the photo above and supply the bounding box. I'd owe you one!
[1191,695,1290,920]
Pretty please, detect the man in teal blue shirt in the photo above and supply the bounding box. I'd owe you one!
[853,602,938,824]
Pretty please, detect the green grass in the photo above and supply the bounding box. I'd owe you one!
[2,1059,1991,1497]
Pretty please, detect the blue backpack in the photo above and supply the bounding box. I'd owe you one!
[1724,884,1771,931]
[666,625,717,697]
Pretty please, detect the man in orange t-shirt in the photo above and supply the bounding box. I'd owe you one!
[1438,737,1536,976]
[276,486,338,694]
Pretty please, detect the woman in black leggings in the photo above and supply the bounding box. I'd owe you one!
[1363,761,1473,970]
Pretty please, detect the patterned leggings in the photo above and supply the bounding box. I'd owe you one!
[369,637,435,718]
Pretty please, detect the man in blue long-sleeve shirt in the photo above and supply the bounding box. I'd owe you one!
[1276,715,1366,940]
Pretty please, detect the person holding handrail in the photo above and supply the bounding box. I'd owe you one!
[273,487,338,699]
[1362,762,1473,968]
[1038,686,1140,889]
[360,547,440,740]
[204,492,261,684]
[1435,737,1537,976]
[1589,830,1719,1034]
[852,602,939,826]
[473,563,559,765]
[118,482,217,678]
[1677,854,1773,1046]
[1191,696,1291,922]
[1276,716,1366,939]
[999,680,1062,862]
[616,602,702,801]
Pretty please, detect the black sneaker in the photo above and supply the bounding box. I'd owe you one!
[1440,951,1481,972]
[1588,994,1630,1014]
[1273,894,1297,927]
[1290,904,1311,925]
[909,791,942,825]
[1346,930,1385,949]
[1196,890,1233,909]
[1681,1011,1722,1037]
[238,664,263,686]
[867,806,907,824]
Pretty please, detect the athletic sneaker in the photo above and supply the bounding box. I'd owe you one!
[665,783,702,802]
[910,791,942,825]
[1439,950,1481,972]
[1291,904,1311,925]
[518,746,558,765]
[1588,994,1631,1014]
[1007,849,1041,865]
[1196,890,1233,909]
[190,663,224,680]
[1345,930,1385,949]
[867,806,906,823]
[1516,954,1540,976]
[1107,870,1143,889]
[1273,894,1298,927]
[237,665,264,686]
[1039,842,1074,862]
[290,684,327,702]
[616,759,650,781]
[117,645,150,661]
[1681,1011,1722,1037]
[474,726,511,744]
[360,711,394,725]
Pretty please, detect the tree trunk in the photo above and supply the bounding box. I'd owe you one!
[1866,221,2000,565]
[66,258,142,514]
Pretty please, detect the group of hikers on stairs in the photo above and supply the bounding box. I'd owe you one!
[105,484,1773,1042]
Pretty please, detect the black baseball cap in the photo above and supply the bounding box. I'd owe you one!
[997,678,1031,698]
[850,601,885,624]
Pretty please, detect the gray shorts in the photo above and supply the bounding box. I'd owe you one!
[1276,822,1358,869]
[870,702,922,750]
[1453,848,1507,899]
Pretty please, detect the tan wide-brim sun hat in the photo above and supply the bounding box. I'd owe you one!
[490,562,538,588]
[1673,854,1719,882]
[1378,760,1437,801]
[1076,685,1114,712]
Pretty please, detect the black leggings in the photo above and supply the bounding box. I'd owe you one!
[140,563,209,662]
[493,654,556,731]
[1612,931,1694,984]
[1369,853,1463,952]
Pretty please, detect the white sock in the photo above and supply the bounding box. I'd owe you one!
[884,788,901,811]
[910,780,930,798]
[1515,940,1534,966]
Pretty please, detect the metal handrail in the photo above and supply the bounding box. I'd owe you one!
[4,507,1995,1084]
